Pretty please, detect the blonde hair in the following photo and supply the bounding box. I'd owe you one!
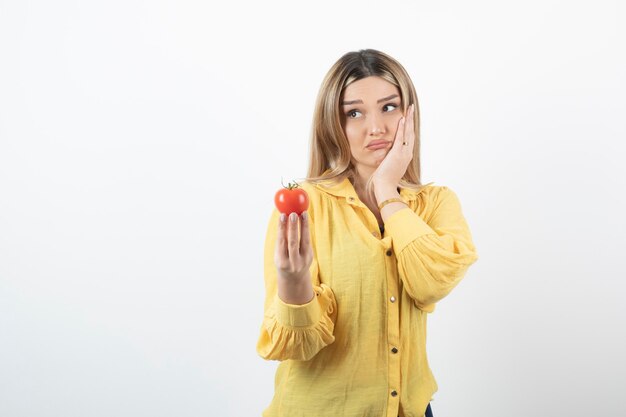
[303,49,427,202]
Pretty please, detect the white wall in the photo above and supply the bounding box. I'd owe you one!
[1,1,624,416]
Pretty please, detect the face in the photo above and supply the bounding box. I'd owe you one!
[340,76,403,175]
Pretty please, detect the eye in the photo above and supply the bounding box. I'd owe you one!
[346,109,361,118]
[383,103,399,112]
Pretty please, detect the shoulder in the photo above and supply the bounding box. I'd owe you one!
[401,183,464,216]
[299,180,322,202]
[419,184,458,199]
[400,182,441,204]
[298,180,318,194]
[426,185,468,219]
[435,185,462,202]
[426,185,462,206]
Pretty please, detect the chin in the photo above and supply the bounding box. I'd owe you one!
[373,153,388,164]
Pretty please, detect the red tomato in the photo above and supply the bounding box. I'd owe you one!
[274,180,309,216]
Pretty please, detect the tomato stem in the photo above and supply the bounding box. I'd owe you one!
[280,177,300,190]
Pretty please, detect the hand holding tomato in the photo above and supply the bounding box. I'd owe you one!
[273,180,314,303]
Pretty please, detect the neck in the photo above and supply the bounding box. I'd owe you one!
[350,174,377,207]
[351,166,374,192]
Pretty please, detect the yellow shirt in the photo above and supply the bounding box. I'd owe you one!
[256,176,479,417]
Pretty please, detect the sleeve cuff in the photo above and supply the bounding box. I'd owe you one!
[385,207,436,253]
[274,291,322,328]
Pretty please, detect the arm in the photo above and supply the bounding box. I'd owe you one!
[382,186,479,312]
[256,208,338,361]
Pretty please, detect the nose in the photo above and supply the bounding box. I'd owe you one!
[369,114,386,136]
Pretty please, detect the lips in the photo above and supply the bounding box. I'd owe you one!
[367,140,390,149]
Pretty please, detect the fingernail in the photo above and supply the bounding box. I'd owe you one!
[290,212,297,222]
[280,213,286,223]
[302,211,307,221]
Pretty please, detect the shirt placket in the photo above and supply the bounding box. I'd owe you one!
[384,241,401,417]
[346,194,402,417]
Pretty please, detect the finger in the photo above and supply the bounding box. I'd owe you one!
[276,212,288,258]
[397,104,412,149]
[287,212,300,261]
[392,116,405,150]
[299,211,311,256]
[405,104,415,149]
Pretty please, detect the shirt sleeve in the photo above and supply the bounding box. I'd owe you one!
[256,208,338,361]
[384,186,479,312]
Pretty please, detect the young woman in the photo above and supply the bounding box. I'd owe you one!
[256,49,479,417]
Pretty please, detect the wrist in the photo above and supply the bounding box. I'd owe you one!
[277,272,315,305]
[378,197,407,211]
[374,182,401,203]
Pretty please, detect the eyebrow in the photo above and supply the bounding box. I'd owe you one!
[341,94,399,106]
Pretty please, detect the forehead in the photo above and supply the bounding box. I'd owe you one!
[341,76,400,101]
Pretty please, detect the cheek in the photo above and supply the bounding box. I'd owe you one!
[344,124,358,140]
[391,116,403,134]
[343,125,361,147]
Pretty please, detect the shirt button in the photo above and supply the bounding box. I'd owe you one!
[391,347,398,354]
[390,296,396,303]
[391,390,398,397]
[386,249,392,256]
[348,197,355,202]
[372,231,379,237]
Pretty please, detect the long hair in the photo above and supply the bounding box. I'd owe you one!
[303,49,427,201]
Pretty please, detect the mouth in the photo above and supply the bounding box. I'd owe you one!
[367,140,391,150]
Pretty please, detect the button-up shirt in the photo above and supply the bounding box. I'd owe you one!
[257,175,479,417]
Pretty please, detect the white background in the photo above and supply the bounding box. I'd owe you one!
[1,1,625,416]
